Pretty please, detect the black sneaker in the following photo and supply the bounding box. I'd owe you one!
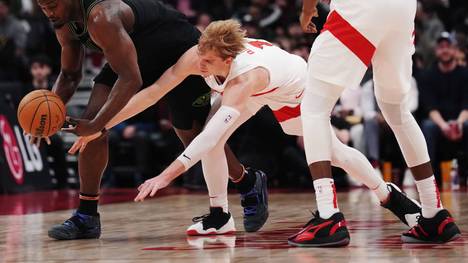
[288,211,350,247]
[401,209,461,243]
[241,168,269,232]
[186,207,236,236]
[381,183,421,227]
[48,212,101,240]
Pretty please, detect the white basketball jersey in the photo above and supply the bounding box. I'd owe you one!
[204,38,307,136]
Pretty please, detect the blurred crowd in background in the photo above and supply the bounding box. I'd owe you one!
[1,0,467,190]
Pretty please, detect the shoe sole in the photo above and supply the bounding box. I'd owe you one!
[243,172,269,232]
[401,233,461,244]
[48,229,100,240]
[186,230,236,236]
[288,237,350,247]
[245,210,269,233]
[401,225,462,244]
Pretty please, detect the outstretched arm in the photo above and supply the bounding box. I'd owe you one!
[103,46,199,130]
[134,67,269,201]
[67,46,199,153]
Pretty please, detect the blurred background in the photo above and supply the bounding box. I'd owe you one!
[0,0,467,194]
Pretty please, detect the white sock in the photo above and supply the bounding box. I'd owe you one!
[415,176,443,218]
[372,182,390,203]
[313,178,339,219]
[210,193,228,213]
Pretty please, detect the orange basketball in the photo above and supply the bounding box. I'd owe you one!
[17,90,66,137]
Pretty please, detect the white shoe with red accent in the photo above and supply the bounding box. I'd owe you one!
[186,207,236,236]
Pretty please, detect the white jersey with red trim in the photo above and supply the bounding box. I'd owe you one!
[203,38,307,135]
[203,38,307,113]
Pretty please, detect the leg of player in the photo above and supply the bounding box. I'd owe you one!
[187,109,252,235]
[328,126,421,227]
[225,145,269,232]
[287,85,419,246]
[209,97,269,233]
[48,84,112,240]
[372,28,460,243]
[288,78,350,247]
[378,99,460,243]
[186,144,235,236]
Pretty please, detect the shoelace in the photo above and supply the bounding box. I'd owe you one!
[63,220,75,227]
[244,206,257,216]
[416,214,421,222]
[406,214,423,234]
[303,211,321,227]
[63,214,85,228]
[192,213,210,223]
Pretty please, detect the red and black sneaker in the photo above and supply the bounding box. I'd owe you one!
[288,211,350,247]
[401,209,461,243]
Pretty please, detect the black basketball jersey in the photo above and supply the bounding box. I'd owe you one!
[67,0,188,52]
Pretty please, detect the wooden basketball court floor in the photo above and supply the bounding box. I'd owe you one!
[1,187,467,263]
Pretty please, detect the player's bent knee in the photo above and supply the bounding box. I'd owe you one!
[376,99,413,127]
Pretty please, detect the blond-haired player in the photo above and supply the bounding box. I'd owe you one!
[292,0,461,246]
[69,20,420,236]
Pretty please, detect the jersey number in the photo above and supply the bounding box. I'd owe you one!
[248,40,273,49]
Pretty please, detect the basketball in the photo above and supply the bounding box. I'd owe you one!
[17,90,66,137]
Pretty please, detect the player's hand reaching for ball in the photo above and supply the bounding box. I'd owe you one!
[134,161,185,201]
[68,132,103,154]
[134,175,171,202]
[25,132,51,147]
[62,117,103,136]
[300,6,319,33]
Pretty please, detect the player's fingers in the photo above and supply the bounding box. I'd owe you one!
[138,182,149,192]
[134,193,143,202]
[79,141,88,153]
[135,183,148,201]
[136,187,150,202]
[35,137,41,147]
[134,187,147,201]
[61,125,77,132]
[303,26,314,33]
[68,140,81,154]
[45,137,51,145]
[141,185,153,199]
[150,184,159,197]
[65,116,78,125]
